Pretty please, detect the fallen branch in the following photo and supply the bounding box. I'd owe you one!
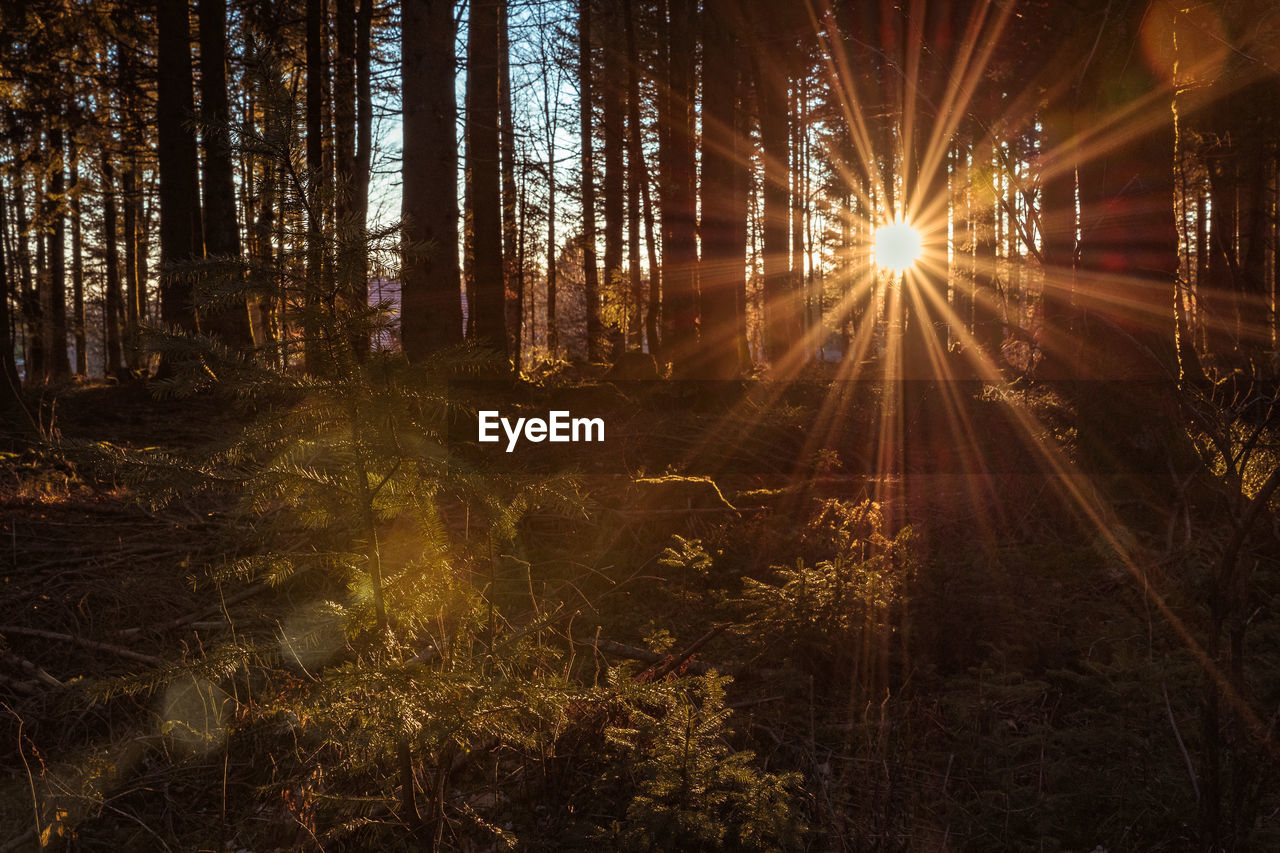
[0,829,35,853]
[1,626,165,668]
[579,635,721,677]
[650,623,729,680]
[0,649,64,689]
[0,673,44,696]
[116,579,275,638]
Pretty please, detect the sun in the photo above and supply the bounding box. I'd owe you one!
[873,220,923,273]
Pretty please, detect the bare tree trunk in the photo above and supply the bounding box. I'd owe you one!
[468,0,509,364]
[46,124,71,378]
[16,172,43,383]
[624,0,643,354]
[70,145,86,376]
[304,0,326,371]
[198,0,253,348]
[354,0,372,274]
[642,156,661,361]
[157,0,203,349]
[0,176,20,406]
[602,1,624,356]
[123,157,142,369]
[698,0,742,378]
[754,14,792,366]
[732,76,751,369]
[334,0,364,355]
[499,0,520,365]
[401,0,463,360]
[790,82,805,357]
[102,153,125,376]
[973,141,1001,356]
[1070,0,1185,470]
[659,0,698,375]
[579,0,601,360]
[546,162,558,357]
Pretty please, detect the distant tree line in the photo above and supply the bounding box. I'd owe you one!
[0,0,1277,390]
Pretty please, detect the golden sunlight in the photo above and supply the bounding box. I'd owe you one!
[873,220,923,273]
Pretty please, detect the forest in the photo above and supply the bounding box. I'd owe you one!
[2,0,1280,849]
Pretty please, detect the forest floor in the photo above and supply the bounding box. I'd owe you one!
[0,374,1276,851]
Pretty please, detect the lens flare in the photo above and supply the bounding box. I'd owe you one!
[874,221,923,273]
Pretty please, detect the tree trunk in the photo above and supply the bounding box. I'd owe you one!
[198,0,253,348]
[698,0,742,378]
[70,146,86,376]
[354,0,373,284]
[754,14,793,366]
[304,0,327,371]
[602,1,625,356]
[16,173,43,383]
[468,0,508,364]
[46,125,71,378]
[624,0,643,354]
[659,0,698,375]
[334,0,366,356]
[973,141,1001,356]
[732,76,751,368]
[157,0,203,346]
[790,81,806,357]
[579,0,601,360]
[1070,1,1185,477]
[123,158,142,368]
[499,0,520,365]
[546,162,558,357]
[463,98,476,339]
[102,154,126,377]
[0,177,20,407]
[401,0,463,360]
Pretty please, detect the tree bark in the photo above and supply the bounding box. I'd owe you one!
[602,1,625,355]
[354,0,372,275]
[304,0,327,371]
[624,0,643,353]
[698,0,742,378]
[157,0,203,344]
[102,153,125,376]
[198,0,253,348]
[123,158,142,368]
[468,0,509,364]
[499,0,520,364]
[46,125,71,378]
[754,12,793,366]
[659,0,698,375]
[70,145,86,376]
[1069,1,1186,477]
[16,172,43,383]
[334,0,366,356]
[401,0,463,360]
[0,176,20,407]
[579,0,601,360]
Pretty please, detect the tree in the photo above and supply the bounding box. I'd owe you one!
[102,153,125,375]
[198,0,253,348]
[46,121,71,377]
[579,0,602,360]
[698,0,744,379]
[157,0,202,343]
[468,0,509,364]
[602,2,625,356]
[401,0,463,360]
[659,0,697,375]
[0,177,20,410]
[752,6,797,367]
